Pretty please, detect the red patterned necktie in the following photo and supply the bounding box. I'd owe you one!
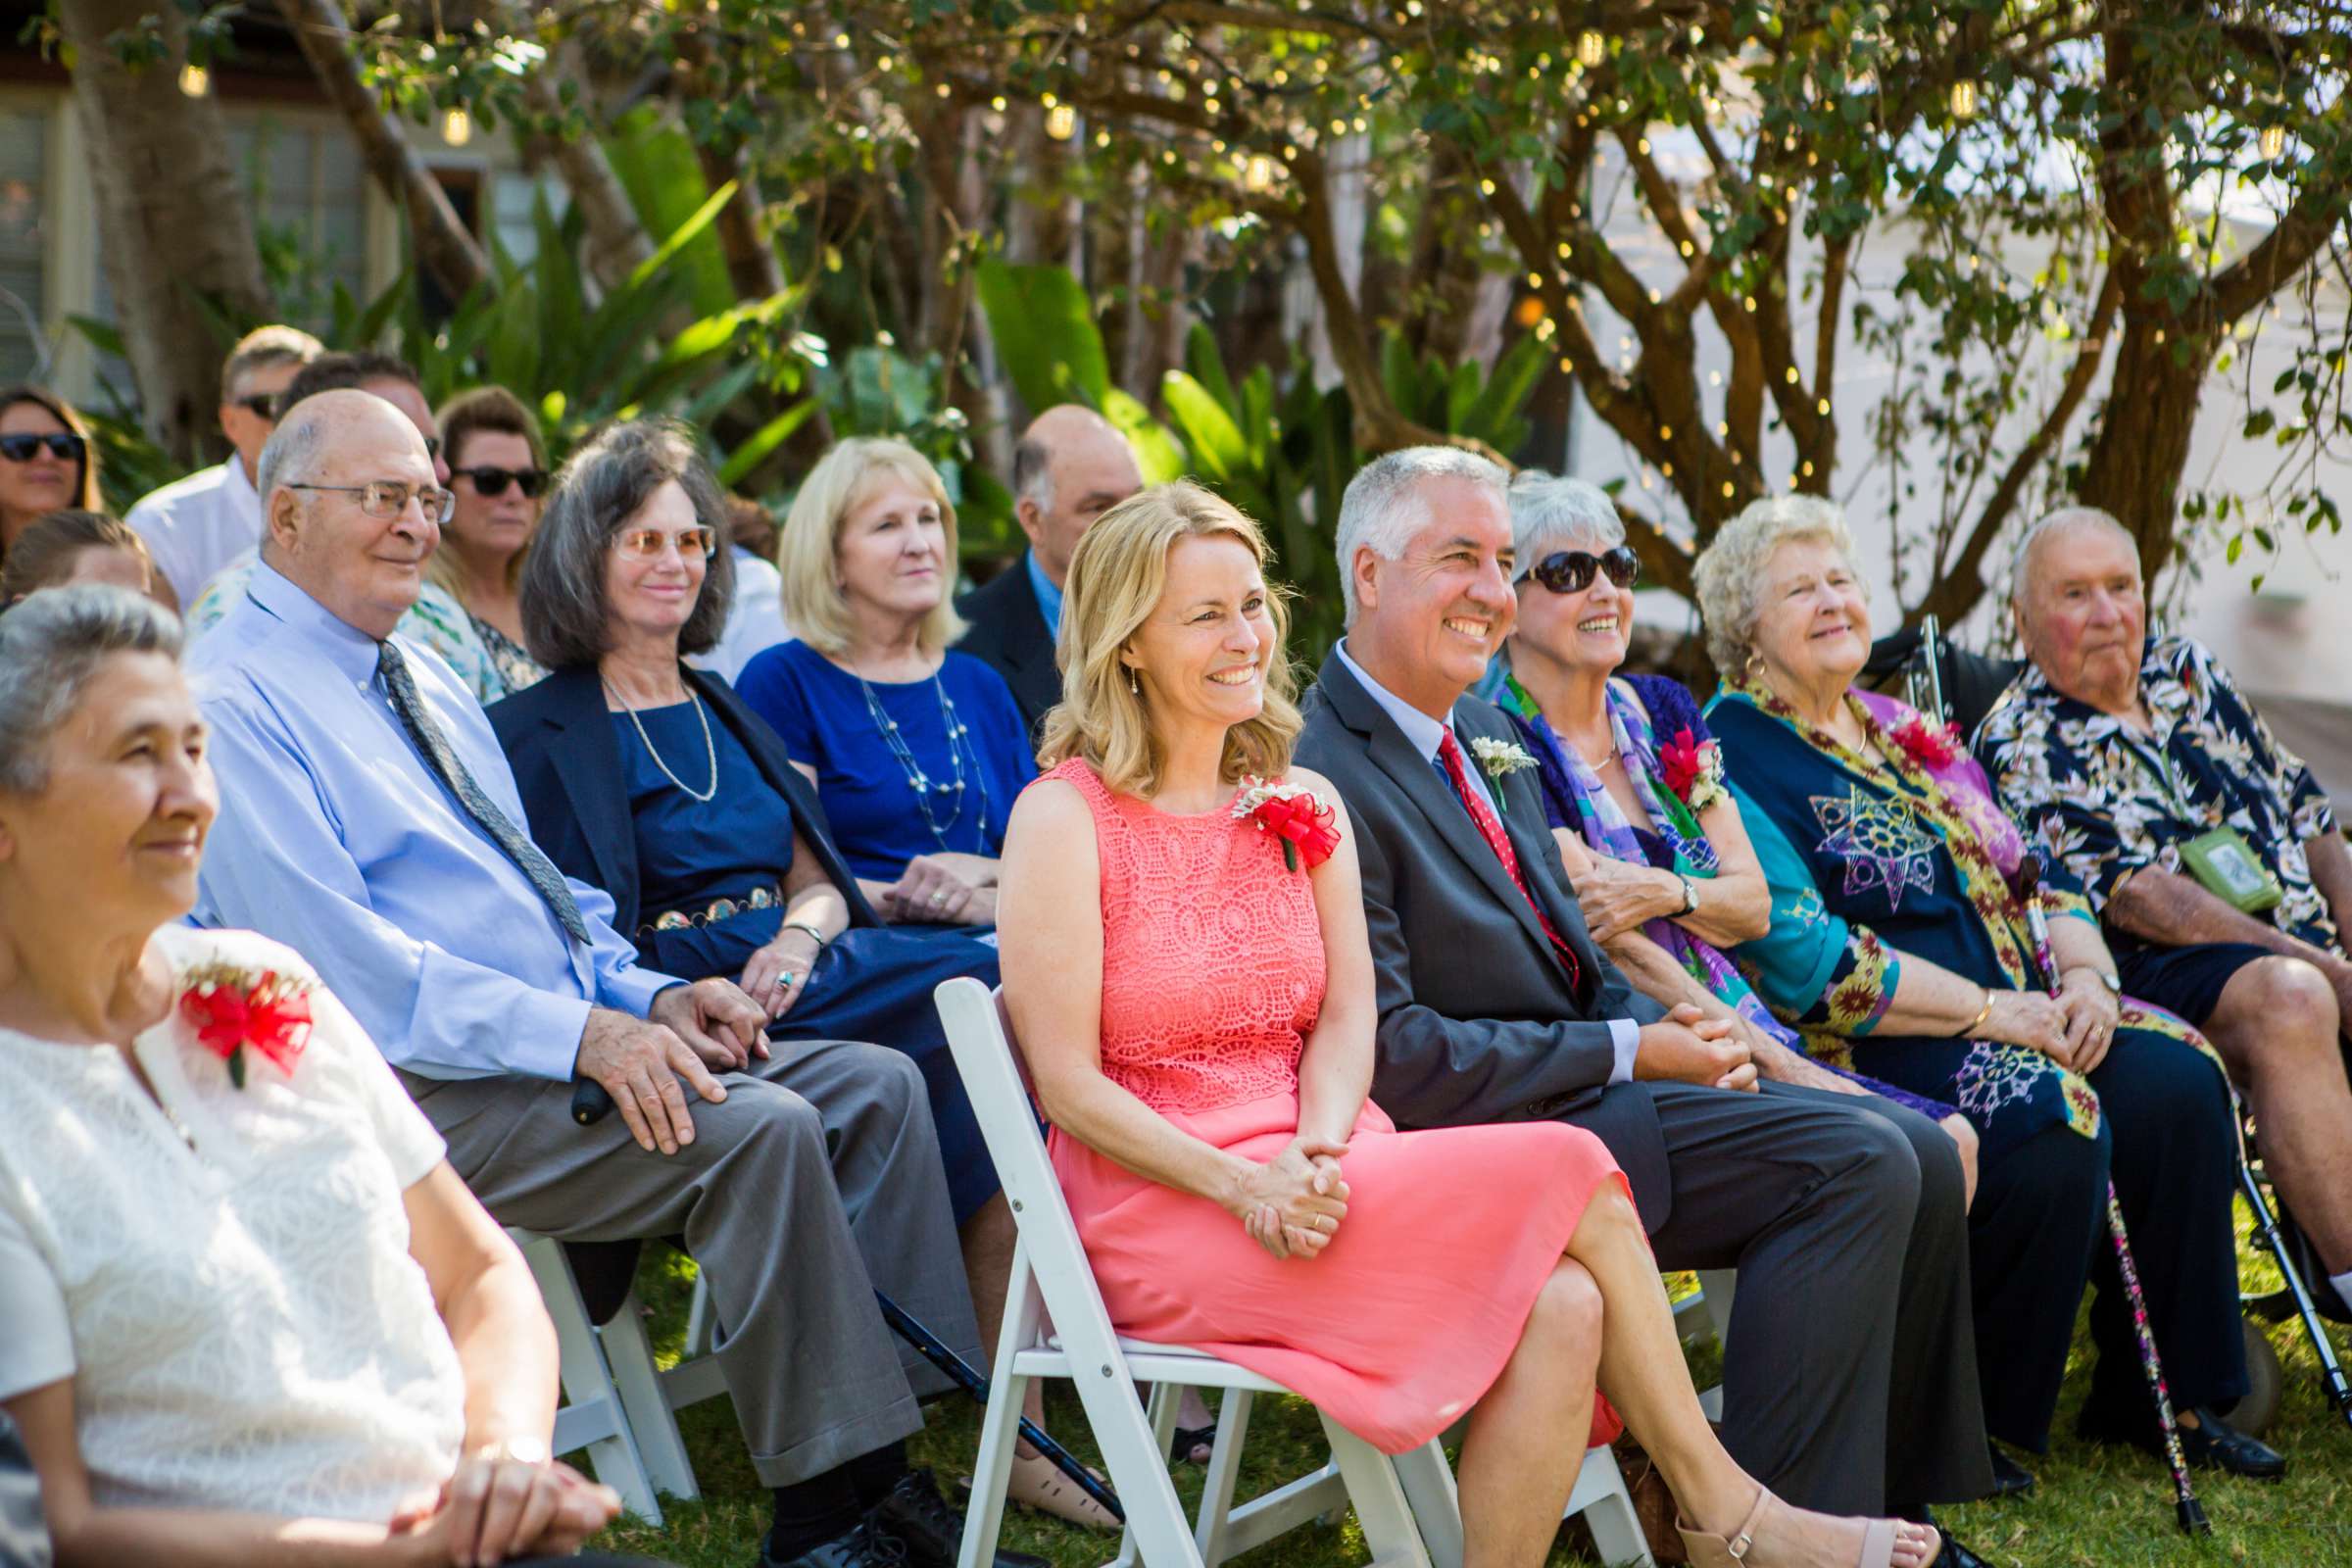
[1436,729,1582,989]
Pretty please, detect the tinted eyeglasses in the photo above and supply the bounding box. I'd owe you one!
[615,526,718,560]
[287,480,458,526]
[452,465,548,500]
[0,431,85,465]
[229,393,279,419]
[1520,546,1641,595]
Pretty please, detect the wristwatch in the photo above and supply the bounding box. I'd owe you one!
[1675,873,1700,917]
[2068,964,2121,995]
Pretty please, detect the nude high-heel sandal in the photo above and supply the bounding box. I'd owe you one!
[1676,1488,1899,1568]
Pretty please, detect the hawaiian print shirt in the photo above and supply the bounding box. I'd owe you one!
[1976,633,2341,952]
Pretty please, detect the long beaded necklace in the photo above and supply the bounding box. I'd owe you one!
[608,682,719,803]
[855,665,990,853]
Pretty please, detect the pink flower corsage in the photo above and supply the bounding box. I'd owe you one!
[1233,777,1341,872]
[1658,728,1729,812]
[180,963,317,1089]
[1891,714,1966,769]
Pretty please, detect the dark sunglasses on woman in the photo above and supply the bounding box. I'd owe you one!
[1520,545,1641,595]
[0,432,85,465]
[452,465,548,500]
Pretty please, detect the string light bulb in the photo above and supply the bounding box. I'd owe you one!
[1045,102,1077,141]
[178,62,211,98]
[1578,30,1605,68]
[1243,155,1278,193]
[441,107,472,147]
[1950,80,1978,120]
[2260,124,2287,160]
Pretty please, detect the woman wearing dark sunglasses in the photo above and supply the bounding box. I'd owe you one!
[1489,473,1980,1169]
[433,385,552,699]
[0,387,103,560]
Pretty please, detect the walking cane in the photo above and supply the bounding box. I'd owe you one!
[875,1291,1127,1524]
[2018,857,2210,1536]
[571,1080,1125,1521]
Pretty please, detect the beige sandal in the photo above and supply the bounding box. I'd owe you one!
[1675,1487,1900,1568]
[1006,1449,1119,1531]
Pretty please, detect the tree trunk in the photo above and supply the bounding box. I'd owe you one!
[2077,316,2213,581]
[60,0,272,467]
[674,26,787,305]
[507,12,652,294]
[275,0,493,306]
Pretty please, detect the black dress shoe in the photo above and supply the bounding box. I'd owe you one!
[760,1519,909,1568]
[1931,1527,1992,1568]
[869,1466,1052,1568]
[2080,1402,2287,1480]
[1986,1445,2036,1497]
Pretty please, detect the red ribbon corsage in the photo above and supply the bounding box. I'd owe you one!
[1232,777,1342,872]
[1891,714,1966,769]
[180,964,317,1089]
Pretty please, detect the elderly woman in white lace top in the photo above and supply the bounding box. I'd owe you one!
[0,586,656,1568]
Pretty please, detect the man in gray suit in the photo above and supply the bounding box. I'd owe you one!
[1295,448,1992,1524]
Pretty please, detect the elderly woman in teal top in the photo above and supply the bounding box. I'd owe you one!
[1691,495,2270,1485]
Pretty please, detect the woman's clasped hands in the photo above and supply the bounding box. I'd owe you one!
[1231,1138,1350,1261]
[388,1448,620,1566]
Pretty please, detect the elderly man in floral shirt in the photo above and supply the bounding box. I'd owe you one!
[1978,506,2352,1317]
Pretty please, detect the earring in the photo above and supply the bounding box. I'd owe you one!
[1127,667,1141,696]
[1743,650,1766,679]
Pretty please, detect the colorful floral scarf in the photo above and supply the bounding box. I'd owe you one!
[1502,675,1798,1049]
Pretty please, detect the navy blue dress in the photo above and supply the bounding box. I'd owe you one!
[617,701,1003,1225]
[735,641,1036,887]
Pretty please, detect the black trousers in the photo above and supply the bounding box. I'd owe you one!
[1603,1080,1992,1515]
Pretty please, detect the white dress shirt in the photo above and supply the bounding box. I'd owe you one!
[125,459,262,610]
[1332,639,1642,1083]
[692,548,793,685]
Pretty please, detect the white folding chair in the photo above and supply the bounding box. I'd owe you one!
[934,977,1653,1568]
[1671,1270,1738,1422]
[509,1230,732,1524]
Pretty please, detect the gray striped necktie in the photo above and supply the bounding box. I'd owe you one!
[375,639,592,946]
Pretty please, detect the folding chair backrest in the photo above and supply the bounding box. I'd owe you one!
[934,977,1125,1355]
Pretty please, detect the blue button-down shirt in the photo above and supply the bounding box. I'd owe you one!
[188,561,676,1081]
[1025,548,1064,637]
[1332,638,1641,1084]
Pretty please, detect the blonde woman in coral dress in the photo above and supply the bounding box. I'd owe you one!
[996,482,1943,1568]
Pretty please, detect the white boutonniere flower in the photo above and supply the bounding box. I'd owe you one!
[1468,736,1538,812]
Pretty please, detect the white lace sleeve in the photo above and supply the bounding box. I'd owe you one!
[312,981,446,1190]
[0,1203,74,1401]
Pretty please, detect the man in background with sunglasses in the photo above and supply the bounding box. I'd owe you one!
[124,324,321,610]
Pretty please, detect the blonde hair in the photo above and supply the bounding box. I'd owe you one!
[776,437,964,658]
[1039,480,1301,797]
[1690,494,1859,674]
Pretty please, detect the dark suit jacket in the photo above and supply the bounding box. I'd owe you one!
[489,663,880,953]
[1295,650,1677,1229]
[955,552,1059,738]
[0,1409,46,1568]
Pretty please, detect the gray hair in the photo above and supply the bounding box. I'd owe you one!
[1690,494,1858,674]
[254,405,328,505]
[1506,470,1626,564]
[520,418,736,668]
[2013,506,2136,609]
[1334,446,1508,627]
[1010,434,1054,514]
[0,584,183,795]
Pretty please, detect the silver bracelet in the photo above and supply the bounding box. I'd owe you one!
[782,919,831,949]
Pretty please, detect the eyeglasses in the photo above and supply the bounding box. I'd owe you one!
[287,480,457,525]
[614,526,718,560]
[452,465,548,500]
[1520,546,1641,596]
[228,393,278,419]
[0,432,85,464]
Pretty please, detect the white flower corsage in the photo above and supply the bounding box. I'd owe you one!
[1468,736,1538,812]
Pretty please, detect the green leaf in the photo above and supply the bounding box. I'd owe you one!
[1102,389,1187,484]
[973,259,1110,415]
[1160,370,1251,481]
[716,400,819,486]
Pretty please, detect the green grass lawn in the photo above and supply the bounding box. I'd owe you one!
[595,1230,2352,1568]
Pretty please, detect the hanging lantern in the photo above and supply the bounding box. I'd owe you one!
[441,106,473,147]
[178,62,211,98]
[1950,80,1978,120]
[1243,154,1278,193]
[1045,102,1078,141]
[2260,124,2287,161]
[1577,30,1606,68]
